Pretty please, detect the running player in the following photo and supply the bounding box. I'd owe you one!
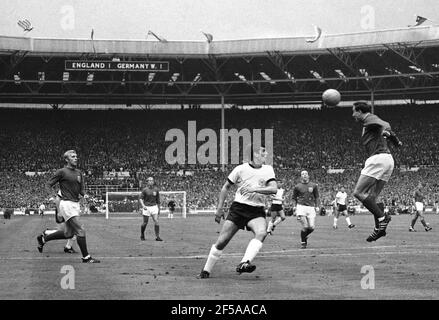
[139,177,162,241]
[266,180,286,235]
[409,183,432,232]
[333,186,355,229]
[36,150,99,263]
[292,171,320,249]
[197,145,277,279]
[351,101,402,242]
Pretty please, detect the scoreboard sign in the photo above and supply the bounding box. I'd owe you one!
[65,60,169,72]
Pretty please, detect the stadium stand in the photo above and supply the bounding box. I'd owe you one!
[1,105,438,212]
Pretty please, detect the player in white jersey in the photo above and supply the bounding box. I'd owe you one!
[197,145,277,279]
[266,180,286,235]
[333,186,355,229]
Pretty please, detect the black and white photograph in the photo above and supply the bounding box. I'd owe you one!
[1,0,439,312]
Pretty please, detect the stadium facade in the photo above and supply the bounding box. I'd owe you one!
[0,25,439,107]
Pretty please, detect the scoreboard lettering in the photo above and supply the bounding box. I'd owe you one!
[65,61,169,72]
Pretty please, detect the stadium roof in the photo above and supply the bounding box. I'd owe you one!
[1,26,439,106]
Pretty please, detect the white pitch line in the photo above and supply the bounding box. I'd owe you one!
[2,247,439,261]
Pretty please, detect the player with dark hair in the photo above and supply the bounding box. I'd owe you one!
[139,176,162,241]
[197,145,277,279]
[410,183,432,232]
[292,170,320,249]
[36,150,99,263]
[351,101,402,242]
[167,200,176,219]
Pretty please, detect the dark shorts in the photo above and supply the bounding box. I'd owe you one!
[270,204,283,212]
[226,202,266,230]
[337,204,347,212]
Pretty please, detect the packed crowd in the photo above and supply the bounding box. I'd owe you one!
[1,105,438,211]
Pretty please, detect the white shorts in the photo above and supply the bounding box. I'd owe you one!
[415,202,424,212]
[59,200,80,222]
[296,204,317,218]
[142,205,159,217]
[361,153,394,182]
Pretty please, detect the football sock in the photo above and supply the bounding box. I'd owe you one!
[154,225,160,237]
[420,218,428,227]
[76,235,89,258]
[241,239,263,263]
[140,223,147,237]
[267,221,274,232]
[301,230,307,242]
[273,216,283,227]
[375,202,385,227]
[362,195,384,219]
[44,230,67,242]
[333,217,338,226]
[66,235,76,249]
[411,216,418,228]
[203,245,223,273]
[44,229,58,236]
[345,217,352,226]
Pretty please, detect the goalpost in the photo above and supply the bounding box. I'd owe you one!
[105,191,187,219]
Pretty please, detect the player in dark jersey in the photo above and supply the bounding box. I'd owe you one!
[36,150,100,263]
[410,183,432,232]
[352,101,402,242]
[292,171,320,249]
[139,177,162,241]
[167,200,176,219]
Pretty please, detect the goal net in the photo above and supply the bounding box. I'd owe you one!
[105,191,186,219]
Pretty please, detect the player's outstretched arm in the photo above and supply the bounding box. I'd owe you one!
[215,181,232,223]
[383,129,403,147]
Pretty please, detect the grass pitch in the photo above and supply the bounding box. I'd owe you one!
[1,213,438,300]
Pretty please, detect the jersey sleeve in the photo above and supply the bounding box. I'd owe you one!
[265,166,276,185]
[79,171,85,196]
[313,184,320,201]
[46,169,63,189]
[227,165,241,185]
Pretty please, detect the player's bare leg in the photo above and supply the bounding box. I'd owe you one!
[354,175,390,241]
[140,215,148,240]
[333,210,340,229]
[64,235,77,253]
[37,228,71,252]
[151,214,162,241]
[236,217,267,274]
[298,216,315,249]
[371,180,387,229]
[66,216,100,263]
[416,211,432,231]
[343,211,355,228]
[198,220,239,279]
[267,210,285,235]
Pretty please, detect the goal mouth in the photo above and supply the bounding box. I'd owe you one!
[105,191,186,219]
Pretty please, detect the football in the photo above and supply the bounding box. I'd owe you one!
[322,89,341,106]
